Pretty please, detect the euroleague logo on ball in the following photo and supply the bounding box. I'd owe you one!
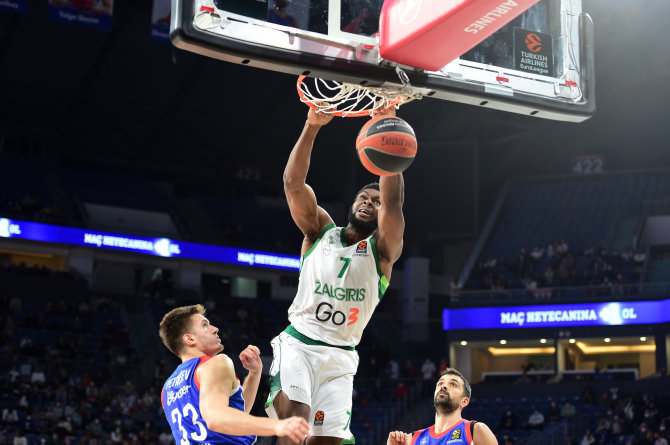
[525,33,543,53]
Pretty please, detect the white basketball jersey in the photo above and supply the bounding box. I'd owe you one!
[288,224,389,347]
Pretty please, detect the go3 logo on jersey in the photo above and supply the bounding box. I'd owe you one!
[315,302,360,326]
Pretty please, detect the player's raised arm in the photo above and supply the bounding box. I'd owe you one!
[370,171,404,287]
[283,107,334,246]
[372,107,405,275]
[239,345,262,414]
[198,354,310,442]
[376,172,405,266]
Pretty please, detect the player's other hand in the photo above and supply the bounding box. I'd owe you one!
[239,345,262,373]
[387,430,412,445]
[275,416,311,443]
[374,105,397,117]
[307,106,334,127]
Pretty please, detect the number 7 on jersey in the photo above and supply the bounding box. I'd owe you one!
[338,257,351,278]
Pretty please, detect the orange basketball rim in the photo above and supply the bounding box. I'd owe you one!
[296,75,420,118]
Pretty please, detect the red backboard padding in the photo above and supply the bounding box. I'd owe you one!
[379,0,540,71]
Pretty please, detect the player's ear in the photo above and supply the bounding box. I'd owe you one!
[183,332,196,347]
[461,397,470,409]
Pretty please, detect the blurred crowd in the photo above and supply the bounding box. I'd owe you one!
[1,263,669,445]
[469,240,645,292]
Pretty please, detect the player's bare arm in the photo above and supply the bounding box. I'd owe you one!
[198,354,310,442]
[473,422,498,445]
[375,172,405,279]
[370,107,404,279]
[284,107,334,255]
[239,345,262,414]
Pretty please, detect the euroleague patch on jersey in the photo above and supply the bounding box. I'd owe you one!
[314,410,325,426]
[355,241,368,255]
[451,429,462,440]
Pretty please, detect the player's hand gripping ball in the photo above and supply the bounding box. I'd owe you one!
[355,115,417,176]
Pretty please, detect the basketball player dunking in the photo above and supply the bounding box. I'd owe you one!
[264,106,405,445]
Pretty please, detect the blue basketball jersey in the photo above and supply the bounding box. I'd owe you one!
[162,356,256,445]
[411,420,474,445]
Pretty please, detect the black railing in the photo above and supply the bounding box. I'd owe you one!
[448,282,670,306]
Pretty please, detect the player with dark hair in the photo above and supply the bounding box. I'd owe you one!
[265,106,406,445]
[387,368,498,445]
[159,304,310,444]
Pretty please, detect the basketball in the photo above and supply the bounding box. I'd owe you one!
[355,115,417,176]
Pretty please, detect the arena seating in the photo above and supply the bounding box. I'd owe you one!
[466,171,670,293]
[483,171,670,257]
[2,263,669,444]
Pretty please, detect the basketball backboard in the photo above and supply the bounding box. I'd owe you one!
[170,0,594,122]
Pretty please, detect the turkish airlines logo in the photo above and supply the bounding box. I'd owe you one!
[398,0,422,24]
[525,33,543,53]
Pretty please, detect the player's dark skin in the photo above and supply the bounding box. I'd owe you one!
[273,393,331,444]
[275,106,405,445]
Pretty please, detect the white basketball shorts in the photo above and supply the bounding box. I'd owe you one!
[265,330,359,441]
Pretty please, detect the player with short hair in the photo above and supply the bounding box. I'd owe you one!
[159,304,310,444]
[387,368,498,445]
[266,106,405,445]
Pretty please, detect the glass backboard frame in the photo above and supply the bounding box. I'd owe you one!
[170,0,595,122]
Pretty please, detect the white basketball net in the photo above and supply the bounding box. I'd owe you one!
[297,76,421,117]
